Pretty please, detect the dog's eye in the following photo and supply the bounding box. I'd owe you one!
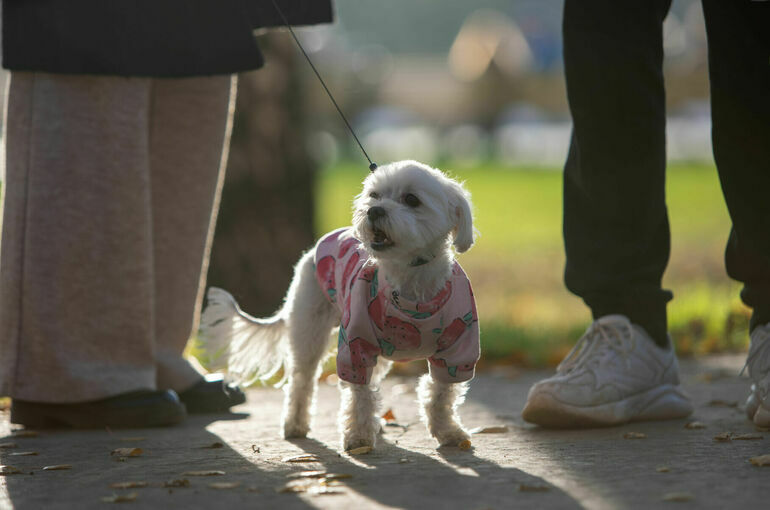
[404,193,421,207]
[369,192,380,199]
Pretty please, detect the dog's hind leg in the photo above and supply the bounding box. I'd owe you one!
[417,375,471,448]
[281,251,338,439]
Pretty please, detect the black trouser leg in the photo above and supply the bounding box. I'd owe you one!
[701,0,770,332]
[562,0,673,346]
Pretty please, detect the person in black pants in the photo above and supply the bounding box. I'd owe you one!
[522,0,770,428]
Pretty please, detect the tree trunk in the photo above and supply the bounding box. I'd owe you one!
[207,33,317,317]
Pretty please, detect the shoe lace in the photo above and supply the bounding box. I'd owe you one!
[557,318,636,375]
[741,325,770,379]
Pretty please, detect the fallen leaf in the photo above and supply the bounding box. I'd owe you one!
[398,458,411,464]
[732,433,763,440]
[163,479,190,488]
[42,465,72,471]
[307,486,344,496]
[518,483,550,492]
[713,432,732,442]
[277,479,316,493]
[251,445,261,453]
[662,492,693,502]
[749,454,770,466]
[118,437,145,442]
[347,446,372,455]
[282,454,320,463]
[101,493,138,503]
[199,442,224,449]
[0,465,22,475]
[110,482,148,489]
[684,421,706,430]
[182,470,225,476]
[623,432,646,439]
[323,473,353,481]
[458,439,472,450]
[287,471,327,479]
[381,409,396,423]
[209,482,241,490]
[11,430,39,438]
[707,399,738,408]
[111,448,143,457]
[8,451,38,456]
[0,443,17,449]
[656,466,670,473]
[471,425,509,434]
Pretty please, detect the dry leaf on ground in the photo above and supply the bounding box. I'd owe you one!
[684,422,706,430]
[111,448,143,457]
[0,465,22,475]
[282,454,320,463]
[163,479,190,488]
[42,465,72,471]
[251,445,260,453]
[101,493,138,503]
[209,482,241,490]
[199,442,224,449]
[732,433,763,440]
[713,432,732,442]
[656,466,670,473]
[348,446,373,455]
[623,432,646,439]
[11,430,39,438]
[0,442,17,449]
[662,492,694,502]
[458,439,472,450]
[182,470,225,476]
[471,426,509,434]
[518,483,550,492]
[707,399,738,408]
[277,479,344,495]
[8,451,38,456]
[110,482,148,489]
[381,409,396,423]
[749,454,770,466]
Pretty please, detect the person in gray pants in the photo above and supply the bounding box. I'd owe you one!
[0,0,332,428]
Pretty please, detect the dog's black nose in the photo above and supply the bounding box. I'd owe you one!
[367,206,386,221]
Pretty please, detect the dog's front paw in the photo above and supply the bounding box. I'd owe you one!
[343,429,377,451]
[434,425,471,448]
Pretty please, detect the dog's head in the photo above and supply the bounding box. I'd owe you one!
[352,160,474,265]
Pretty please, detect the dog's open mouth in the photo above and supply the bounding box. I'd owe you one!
[370,227,394,251]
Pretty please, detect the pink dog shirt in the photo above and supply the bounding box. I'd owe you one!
[314,228,480,385]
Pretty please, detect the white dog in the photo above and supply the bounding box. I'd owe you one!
[200,160,479,450]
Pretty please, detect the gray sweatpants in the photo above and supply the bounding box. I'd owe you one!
[0,72,235,403]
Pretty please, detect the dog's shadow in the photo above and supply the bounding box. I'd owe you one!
[287,435,583,509]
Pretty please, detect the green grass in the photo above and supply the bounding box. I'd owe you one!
[316,162,749,367]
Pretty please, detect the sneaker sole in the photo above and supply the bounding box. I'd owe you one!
[522,383,693,428]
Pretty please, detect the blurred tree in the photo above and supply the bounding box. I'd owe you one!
[207,33,317,316]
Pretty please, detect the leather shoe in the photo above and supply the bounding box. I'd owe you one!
[10,390,186,429]
[178,374,246,413]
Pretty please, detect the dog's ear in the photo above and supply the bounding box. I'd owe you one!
[449,180,474,253]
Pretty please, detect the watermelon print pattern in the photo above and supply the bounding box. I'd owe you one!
[314,227,480,385]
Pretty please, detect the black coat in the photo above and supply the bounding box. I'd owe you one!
[2,0,333,77]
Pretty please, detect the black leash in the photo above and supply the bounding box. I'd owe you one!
[267,0,377,172]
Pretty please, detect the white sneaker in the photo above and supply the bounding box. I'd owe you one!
[744,323,770,427]
[522,315,693,428]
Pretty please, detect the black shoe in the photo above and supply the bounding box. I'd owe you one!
[178,374,246,414]
[10,390,187,429]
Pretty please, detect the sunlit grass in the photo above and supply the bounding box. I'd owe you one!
[316,161,748,367]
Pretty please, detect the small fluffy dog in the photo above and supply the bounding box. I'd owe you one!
[200,160,479,450]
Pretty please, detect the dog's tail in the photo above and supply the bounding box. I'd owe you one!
[198,287,288,386]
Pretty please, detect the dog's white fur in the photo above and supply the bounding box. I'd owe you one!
[200,160,476,450]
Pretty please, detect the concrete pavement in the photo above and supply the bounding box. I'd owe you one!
[1,354,767,509]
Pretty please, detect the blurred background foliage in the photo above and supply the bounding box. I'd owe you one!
[199,0,748,369]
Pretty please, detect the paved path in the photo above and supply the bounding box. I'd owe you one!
[1,354,767,509]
